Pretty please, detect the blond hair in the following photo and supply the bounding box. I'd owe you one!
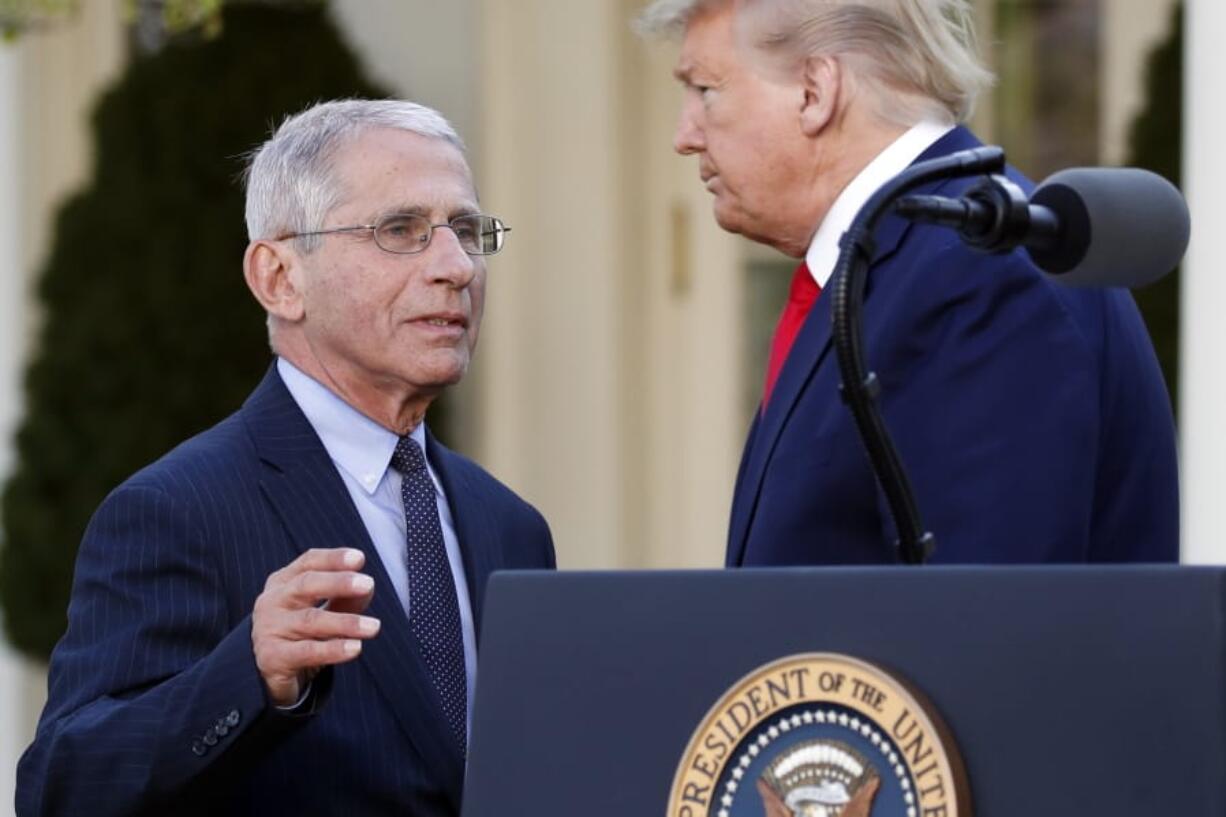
[637,0,994,124]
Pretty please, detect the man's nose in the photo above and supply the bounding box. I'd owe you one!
[673,105,705,155]
[426,227,477,287]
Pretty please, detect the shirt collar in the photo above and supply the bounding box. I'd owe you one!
[805,120,953,287]
[277,357,425,495]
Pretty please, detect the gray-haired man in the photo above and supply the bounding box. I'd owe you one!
[18,99,555,817]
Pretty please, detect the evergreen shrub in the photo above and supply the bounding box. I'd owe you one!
[0,2,388,659]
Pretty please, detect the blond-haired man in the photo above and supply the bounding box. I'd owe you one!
[641,0,1177,564]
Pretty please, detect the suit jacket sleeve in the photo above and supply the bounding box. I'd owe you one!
[16,482,297,816]
[873,242,1106,562]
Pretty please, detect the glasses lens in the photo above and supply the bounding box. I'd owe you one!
[374,214,432,253]
[452,214,505,255]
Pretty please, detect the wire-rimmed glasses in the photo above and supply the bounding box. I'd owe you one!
[280,213,511,256]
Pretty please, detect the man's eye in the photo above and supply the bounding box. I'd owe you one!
[382,217,421,239]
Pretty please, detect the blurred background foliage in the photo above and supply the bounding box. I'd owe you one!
[1126,2,1183,411]
[2,0,226,39]
[0,0,387,660]
[0,0,76,39]
[991,0,1182,410]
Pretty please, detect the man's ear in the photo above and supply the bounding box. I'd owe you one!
[800,55,841,137]
[243,240,306,323]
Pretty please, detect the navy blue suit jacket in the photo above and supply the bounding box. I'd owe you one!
[729,127,1178,566]
[17,365,555,816]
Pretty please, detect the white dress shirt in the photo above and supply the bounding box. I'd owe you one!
[805,120,953,287]
[277,357,478,733]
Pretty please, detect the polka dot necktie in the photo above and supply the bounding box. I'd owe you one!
[391,435,467,755]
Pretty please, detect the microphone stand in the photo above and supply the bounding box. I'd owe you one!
[829,145,1005,565]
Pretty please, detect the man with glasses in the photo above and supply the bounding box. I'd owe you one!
[17,99,554,817]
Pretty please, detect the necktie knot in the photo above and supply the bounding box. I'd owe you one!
[391,435,427,476]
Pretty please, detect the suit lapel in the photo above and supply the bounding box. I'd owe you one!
[727,290,835,565]
[425,432,501,641]
[242,366,465,805]
[726,127,984,565]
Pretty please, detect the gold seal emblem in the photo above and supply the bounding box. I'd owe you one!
[667,653,970,817]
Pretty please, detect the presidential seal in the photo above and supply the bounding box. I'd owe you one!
[667,654,970,817]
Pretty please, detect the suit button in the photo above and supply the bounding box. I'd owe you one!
[215,722,230,738]
[226,709,241,727]
[202,731,218,747]
[191,742,206,757]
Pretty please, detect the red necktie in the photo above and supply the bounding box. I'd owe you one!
[762,261,821,408]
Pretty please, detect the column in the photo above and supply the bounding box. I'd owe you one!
[477,0,745,568]
[1181,0,1226,563]
[0,36,29,807]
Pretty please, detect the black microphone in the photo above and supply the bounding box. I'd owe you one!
[894,167,1190,288]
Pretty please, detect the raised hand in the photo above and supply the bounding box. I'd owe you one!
[252,548,380,706]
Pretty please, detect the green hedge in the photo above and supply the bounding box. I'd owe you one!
[0,2,388,660]
[1127,2,1183,411]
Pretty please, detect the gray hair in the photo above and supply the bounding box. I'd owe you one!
[635,0,723,35]
[243,98,465,253]
[636,0,993,125]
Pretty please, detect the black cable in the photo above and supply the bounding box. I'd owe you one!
[829,146,1005,565]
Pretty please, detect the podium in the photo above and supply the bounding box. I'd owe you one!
[462,566,1226,816]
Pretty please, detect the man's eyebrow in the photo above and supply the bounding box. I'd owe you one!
[370,203,482,221]
[375,204,429,219]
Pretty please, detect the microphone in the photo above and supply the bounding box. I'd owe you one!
[894,167,1190,288]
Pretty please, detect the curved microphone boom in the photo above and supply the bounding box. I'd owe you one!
[829,145,1009,564]
[830,148,1187,566]
[894,167,1190,288]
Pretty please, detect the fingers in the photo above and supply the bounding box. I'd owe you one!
[278,637,366,668]
[262,635,364,673]
[284,570,374,608]
[264,547,365,592]
[252,548,381,707]
[260,549,375,609]
[285,606,381,640]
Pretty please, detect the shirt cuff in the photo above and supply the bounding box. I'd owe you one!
[274,681,313,713]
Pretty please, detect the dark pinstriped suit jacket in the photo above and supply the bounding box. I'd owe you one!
[16,365,555,816]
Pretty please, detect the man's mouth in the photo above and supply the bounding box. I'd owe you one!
[416,313,468,329]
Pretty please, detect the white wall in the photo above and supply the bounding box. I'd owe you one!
[1181,0,1226,564]
[473,0,745,569]
[0,17,23,486]
[329,0,480,165]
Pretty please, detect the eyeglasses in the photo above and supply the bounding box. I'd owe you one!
[280,213,511,256]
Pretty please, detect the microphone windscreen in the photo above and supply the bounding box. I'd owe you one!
[1026,167,1190,288]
